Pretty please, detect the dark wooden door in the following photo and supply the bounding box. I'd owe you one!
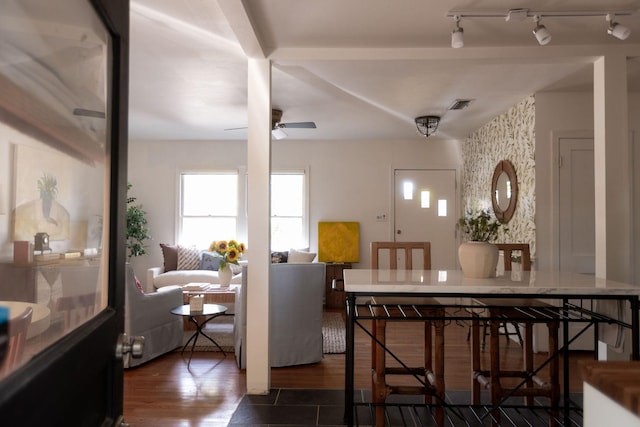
[0,0,129,425]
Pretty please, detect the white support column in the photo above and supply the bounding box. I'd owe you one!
[246,58,272,393]
[593,54,632,283]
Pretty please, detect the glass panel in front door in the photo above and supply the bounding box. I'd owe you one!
[0,0,110,377]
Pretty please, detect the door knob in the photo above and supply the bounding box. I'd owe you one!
[397,229,402,234]
[115,333,144,360]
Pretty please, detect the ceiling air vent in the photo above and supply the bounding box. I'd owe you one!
[449,99,474,110]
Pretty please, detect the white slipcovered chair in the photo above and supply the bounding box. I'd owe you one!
[234,262,325,368]
[124,264,183,368]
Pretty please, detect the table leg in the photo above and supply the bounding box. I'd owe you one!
[181,314,227,367]
[345,293,355,427]
[197,314,227,355]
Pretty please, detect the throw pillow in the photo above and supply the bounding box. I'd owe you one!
[271,251,288,263]
[134,275,145,293]
[177,246,202,270]
[229,263,243,275]
[160,243,178,272]
[200,252,222,271]
[288,248,316,263]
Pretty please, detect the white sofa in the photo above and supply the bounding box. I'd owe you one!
[146,266,243,292]
[234,262,326,368]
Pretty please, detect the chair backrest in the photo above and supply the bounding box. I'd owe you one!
[1,307,33,373]
[371,242,431,270]
[55,293,98,331]
[496,243,531,271]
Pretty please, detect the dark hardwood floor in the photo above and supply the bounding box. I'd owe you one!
[123,310,593,426]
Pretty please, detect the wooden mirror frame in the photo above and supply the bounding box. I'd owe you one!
[491,159,518,223]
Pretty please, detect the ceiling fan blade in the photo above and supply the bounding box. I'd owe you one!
[281,121,316,129]
[224,126,248,131]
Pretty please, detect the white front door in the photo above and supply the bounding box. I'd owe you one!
[394,169,457,269]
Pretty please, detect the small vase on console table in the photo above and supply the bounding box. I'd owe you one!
[458,241,499,278]
[218,265,232,287]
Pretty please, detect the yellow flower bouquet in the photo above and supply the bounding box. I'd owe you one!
[208,239,246,271]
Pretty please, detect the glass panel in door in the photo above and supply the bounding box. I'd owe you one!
[0,0,127,424]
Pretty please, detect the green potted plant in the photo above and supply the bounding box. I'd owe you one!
[37,173,58,219]
[126,183,151,260]
[457,209,506,278]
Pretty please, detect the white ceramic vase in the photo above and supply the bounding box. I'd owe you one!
[458,241,499,278]
[218,264,233,287]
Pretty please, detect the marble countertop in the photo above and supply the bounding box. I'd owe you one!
[342,269,640,297]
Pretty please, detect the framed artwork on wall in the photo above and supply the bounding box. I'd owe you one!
[13,144,71,241]
[318,221,360,263]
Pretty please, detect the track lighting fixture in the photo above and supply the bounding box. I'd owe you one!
[415,116,440,137]
[532,15,551,45]
[451,16,464,48]
[607,13,631,40]
[447,8,634,47]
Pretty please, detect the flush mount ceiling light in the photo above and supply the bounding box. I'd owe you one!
[415,116,440,137]
[446,8,634,47]
[532,15,551,45]
[607,13,631,40]
[451,15,464,48]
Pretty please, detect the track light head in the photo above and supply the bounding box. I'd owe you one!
[532,16,551,45]
[451,16,464,48]
[607,14,631,40]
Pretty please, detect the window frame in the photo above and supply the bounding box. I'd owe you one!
[271,169,309,251]
[176,167,308,250]
[177,169,242,247]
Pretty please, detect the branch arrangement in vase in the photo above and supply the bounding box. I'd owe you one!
[457,209,507,242]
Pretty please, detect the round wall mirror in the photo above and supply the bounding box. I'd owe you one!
[491,160,518,223]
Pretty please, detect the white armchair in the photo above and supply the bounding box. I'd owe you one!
[124,265,183,368]
[234,262,325,368]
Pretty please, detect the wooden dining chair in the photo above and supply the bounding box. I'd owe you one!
[468,242,533,353]
[475,243,533,349]
[0,307,33,375]
[470,243,560,425]
[369,242,446,427]
[55,293,98,331]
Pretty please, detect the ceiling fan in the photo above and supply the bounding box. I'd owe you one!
[225,109,316,139]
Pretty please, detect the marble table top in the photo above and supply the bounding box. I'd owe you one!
[343,269,640,297]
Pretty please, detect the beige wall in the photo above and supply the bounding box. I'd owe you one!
[127,137,461,286]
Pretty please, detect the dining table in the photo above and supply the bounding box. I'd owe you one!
[341,269,640,427]
[0,300,51,339]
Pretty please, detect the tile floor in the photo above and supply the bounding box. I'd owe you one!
[227,389,584,426]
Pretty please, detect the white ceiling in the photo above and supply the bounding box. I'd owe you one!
[128,0,640,142]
